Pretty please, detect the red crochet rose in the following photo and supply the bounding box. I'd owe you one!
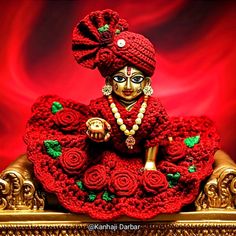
[54,108,80,131]
[60,148,87,175]
[142,170,168,194]
[109,170,138,196]
[96,48,114,68]
[83,165,107,191]
[165,141,186,162]
[100,31,113,45]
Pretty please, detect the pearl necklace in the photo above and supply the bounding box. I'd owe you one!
[107,95,149,149]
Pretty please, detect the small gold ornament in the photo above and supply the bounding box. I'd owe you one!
[143,84,153,96]
[125,135,136,149]
[102,84,112,96]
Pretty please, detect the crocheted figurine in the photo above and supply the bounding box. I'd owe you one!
[24,9,221,220]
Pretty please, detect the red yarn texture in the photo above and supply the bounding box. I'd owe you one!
[24,95,220,221]
[72,9,156,77]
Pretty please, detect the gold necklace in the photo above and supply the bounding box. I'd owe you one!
[118,98,138,111]
[107,95,149,149]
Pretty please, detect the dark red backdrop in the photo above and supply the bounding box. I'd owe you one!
[0,0,235,172]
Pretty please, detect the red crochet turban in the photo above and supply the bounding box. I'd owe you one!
[72,9,156,77]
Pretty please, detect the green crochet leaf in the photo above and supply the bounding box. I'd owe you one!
[188,165,197,173]
[98,24,109,33]
[51,101,63,114]
[44,140,62,158]
[102,191,115,202]
[76,181,85,191]
[88,192,97,202]
[184,135,200,148]
[167,172,181,188]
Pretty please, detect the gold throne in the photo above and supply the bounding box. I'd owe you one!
[1,150,236,236]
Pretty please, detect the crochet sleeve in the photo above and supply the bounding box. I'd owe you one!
[145,97,171,148]
[24,95,89,150]
[88,97,105,117]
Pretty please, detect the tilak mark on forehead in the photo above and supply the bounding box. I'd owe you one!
[127,66,132,76]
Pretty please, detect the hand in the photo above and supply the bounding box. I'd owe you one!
[86,117,111,142]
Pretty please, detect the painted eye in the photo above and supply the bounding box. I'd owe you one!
[131,76,144,84]
[113,76,126,83]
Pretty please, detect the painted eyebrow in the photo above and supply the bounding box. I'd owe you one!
[112,73,126,77]
[113,72,144,77]
[131,73,144,77]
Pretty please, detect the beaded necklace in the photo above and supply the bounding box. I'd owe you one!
[107,95,149,149]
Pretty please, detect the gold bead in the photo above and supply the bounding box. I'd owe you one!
[133,124,139,131]
[130,130,135,135]
[112,107,118,113]
[110,103,116,108]
[120,124,126,131]
[114,112,120,118]
[135,118,142,125]
[117,118,123,125]
[124,130,130,136]
[138,113,144,119]
[139,107,146,113]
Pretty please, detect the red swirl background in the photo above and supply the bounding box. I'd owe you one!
[0,1,235,171]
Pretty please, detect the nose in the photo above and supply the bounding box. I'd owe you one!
[125,77,132,90]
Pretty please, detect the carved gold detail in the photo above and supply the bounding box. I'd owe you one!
[1,225,236,236]
[0,155,45,210]
[195,167,236,210]
[1,211,236,236]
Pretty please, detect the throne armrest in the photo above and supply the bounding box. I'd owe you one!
[0,155,45,210]
[195,150,236,210]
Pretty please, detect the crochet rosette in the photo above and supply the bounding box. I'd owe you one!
[25,95,220,221]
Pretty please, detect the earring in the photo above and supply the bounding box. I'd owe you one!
[143,78,153,96]
[102,77,113,96]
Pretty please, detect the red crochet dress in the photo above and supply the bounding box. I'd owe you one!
[24,94,220,220]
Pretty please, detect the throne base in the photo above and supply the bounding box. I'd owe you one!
[1,210,236,236]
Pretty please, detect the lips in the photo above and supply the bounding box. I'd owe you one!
[122,90,133,96]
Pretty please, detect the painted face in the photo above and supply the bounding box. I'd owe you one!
[111,66,147,101]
